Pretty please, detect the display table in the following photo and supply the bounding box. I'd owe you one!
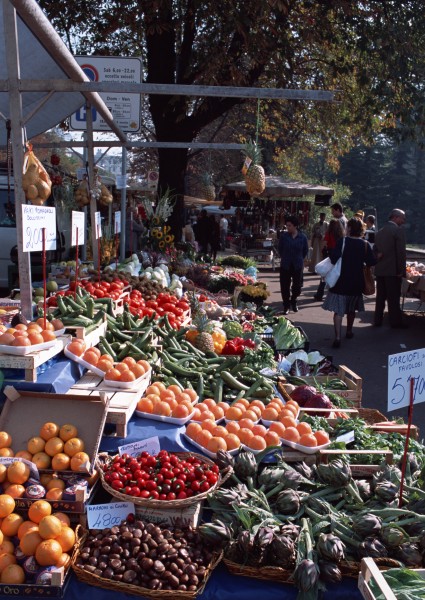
[401,275,425,313]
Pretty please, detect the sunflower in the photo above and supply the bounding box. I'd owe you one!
[165,235,173,243]
[152,216,160,225]
[159,240,165,249]
[156,230,163,239]
[151,229,158,238]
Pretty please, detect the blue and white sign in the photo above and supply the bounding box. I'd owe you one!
[70,56,142,132]
[87,502,135,530]
[388,348,425,411]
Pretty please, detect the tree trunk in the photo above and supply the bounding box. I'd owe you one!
[157,146,189,241]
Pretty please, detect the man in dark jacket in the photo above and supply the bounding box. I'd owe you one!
[278,215,309,314]
[373,208,407,328]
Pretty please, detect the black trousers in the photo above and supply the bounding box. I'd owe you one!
[374,275,403,326]
[280,266,303,305]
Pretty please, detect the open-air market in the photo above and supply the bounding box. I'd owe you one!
[1,1,425,599]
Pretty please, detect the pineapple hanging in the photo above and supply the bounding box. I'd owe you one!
[242,140,266,196]
[197,173,216,202]
[191,314,215,353]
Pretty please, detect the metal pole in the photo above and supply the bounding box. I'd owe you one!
[86,103,98,266]
[81,133,87,260]
[120,146,127,262]
[3,0,32,318]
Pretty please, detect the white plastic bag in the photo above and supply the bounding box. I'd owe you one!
[324,238,346,288]
[315,257,333,277]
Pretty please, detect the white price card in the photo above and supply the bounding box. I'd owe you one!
[116,175,127,190]
[95,212,102,239]
[87,502,135,530]
[118,436,160,458]
[76,167,86,181]
[388,348,425,411]
[22,205,56,252]
[114,211,121,234]
[71,211,85,246]
[336,431,355,444]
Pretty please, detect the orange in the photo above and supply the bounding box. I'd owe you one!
[51,453,71,471]
[44,437,64,457]
[0,333,15,346]
[41,330,56,342]
[70,452,90,472]
[226,406,244,421]
[296,422,313,435]
[225,421,241,434]
[40,474,53,487]
[200,419,217,433]
[164,397,178,411]
[185,388,198,402]
[285,401,299,416]
[202,398,216,409]
[198,410,215,422]
[120,370,136,383]
[279,415,297,429]
[6,485,26,499]
[46,489,64,501]
[28,500,52,524]
[105,368,121,381]
[197,402,209,412]
[281,427,301,443]
[250,399,266,411]
[97,358,115,372]
[314,430,330,445]
[211,425,228,438]
[115,362,130,374]
[251,424,267,437]
[59,424,78,442]
[171,404,190,419]
[1,513,24,537]
[167,384,183,396]
[27,436,45,454]
[55,526,75,552]
[298,433,318,447]
[14,450,32,461]
[17,520,39,540]
[176,392,192,404]
[31,452,51,469]
[261,407,279,421]
[14,324,28,331]
[0,465,5,483]
[152,401,171,417]
[210,405,225,420]
[28,332,44,345]
[247,405,262,419]
[38,515,62,540]
[0,449,14,457]
[35,539,63,566]
[217,402,229,414]
[137,398,154,413]
[225,434,240,451]
[244,409,259,422]
[52,513,70,527]
[247,435,267,451]
[194,430,213,448]
[0,541,14,555]
[27,322,43,332]
[238,418,256,430]
[63,438,85,457]
[269,421,286,437]
[130,364,146,378]
[67,341,85,356]
[185,422,202,440]
[1,563,25,583]
[121,356,136,369]
[238,428,254,445]
[136,360,150,372]
[7,461,30,485]
[0,553,17,574]
[82,350,99,366]
[206,437,227,454]
[264,430,281,447]
[20,530,43,555]
[233,402,248,413]
[270,397,284,407]
[56,552,71,569]
[0,495,15,518]
[191,407,202,421]
[236,398,250,409]
[0,432,12,449]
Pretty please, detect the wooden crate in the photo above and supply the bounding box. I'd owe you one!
[65,319,107,346]
[68,371,151,437]
[297,365,363,408]
[0,335,70,382]
[358,557,424,600]
[318,449,393,477]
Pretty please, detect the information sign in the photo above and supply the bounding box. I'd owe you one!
[387,348,425,411]
[116,175,127,190]
[71,211,85,246]
[114,211,121,234]
[22,205,56,252]
[118,436,160,458]
[87,502,135,530]
[95,212,102,239]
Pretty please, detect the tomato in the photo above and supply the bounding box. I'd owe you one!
[93,289,105,298]
[176,301,189,311]
[173,307,184,317]
[145,301,158,310]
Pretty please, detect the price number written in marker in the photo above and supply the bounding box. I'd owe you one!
[388,348,425,411]
[87,502,135,530]
[22,205,56,252]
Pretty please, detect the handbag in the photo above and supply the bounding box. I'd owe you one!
[324,238,345,288]
[315,256,333,278]
[363,241,375,296]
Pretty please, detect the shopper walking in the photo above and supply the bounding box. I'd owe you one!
[278,215,309,315]
[365,215,376,243]
[314,218,345,301]
[330,202,348,231]
[373,208,407,328]
[309,212,328,273]
[322,217,376,348]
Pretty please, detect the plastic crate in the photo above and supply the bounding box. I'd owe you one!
[275,325,310,356]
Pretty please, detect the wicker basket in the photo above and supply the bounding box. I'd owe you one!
[71,526,222,599]
[97,452,231,509]
[223,557,293,584]
[340,557,402,579]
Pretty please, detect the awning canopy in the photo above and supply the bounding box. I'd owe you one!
[221,175,334,200]
[183,195,223,207]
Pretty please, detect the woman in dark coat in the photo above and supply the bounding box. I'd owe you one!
[322,217,376,347]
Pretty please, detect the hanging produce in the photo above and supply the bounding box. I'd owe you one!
[22,143,52,205]
[242,140,266,196]
[197,173,216,202]
[98,183,113,206]
[74,178,90,207]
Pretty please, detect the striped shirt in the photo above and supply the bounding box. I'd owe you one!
[278,231,309,270]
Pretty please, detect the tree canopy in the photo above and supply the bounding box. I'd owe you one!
[39,0,425,235]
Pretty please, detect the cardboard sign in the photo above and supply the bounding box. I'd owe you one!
[87,501,135,530]
[71,211,85,246]
[118,436,160,458]
[22,205,56,252]
[114,211,121,234]
[95,212,102,239]
[388,348,425,411]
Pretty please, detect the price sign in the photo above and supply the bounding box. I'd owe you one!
[95,212,102,239]
[241,156,252,176]
[71,211,85,246]
[22,205,56,252]
[114,211,121,234]
[118,436,160,458]
[388,348,425,411]
[336,431,355,444]
[87,501,135,530]
[76,168,86,181]
[116,175,127,190]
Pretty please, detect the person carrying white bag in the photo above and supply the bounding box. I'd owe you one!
[320,217,376,348]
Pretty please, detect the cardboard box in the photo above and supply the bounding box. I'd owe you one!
[0,565,70,598]
[0,387,110,475]
[358,557,422,600]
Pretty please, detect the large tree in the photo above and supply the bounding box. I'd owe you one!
[40,0,425,235]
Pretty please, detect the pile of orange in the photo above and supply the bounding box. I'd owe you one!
[279,421,330,448]
[225,397,267,423]
[260,397,300,424]
[0,319,63,347]
[191,398,229,422]
[104,357,150,382]
[0,495,74,584]
[137,383,198,419]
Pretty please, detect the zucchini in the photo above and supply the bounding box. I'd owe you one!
[220,371,250,391]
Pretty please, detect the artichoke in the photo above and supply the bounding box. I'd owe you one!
[197,520,232,547]
[396,542,423,567]
[279,523,300,541]
[372,464,402,489]
[316,533,345,563]
[292,461,313,480]
[316,459,352,487]
[268,534,295,569]
[398,452,420,475]
[356,479,372,501]
[318,560,342,584]
[253,526,275,566]
[407,498,425,515]
[374,480,399,503]
[280,469,304,490]
[208,485,249,509]
[234,450,257,482]
[275,489,301,515]
[293,558,320,592]
[358,537,388,559]
[257,466,286,491]
[352,513,382,538]
[215,449,235,470]
[237,529,254,555]
[380,526,409,549]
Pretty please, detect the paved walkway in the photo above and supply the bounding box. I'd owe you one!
[259,266,425,432]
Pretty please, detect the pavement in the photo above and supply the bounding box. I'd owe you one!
[258,266,425,432]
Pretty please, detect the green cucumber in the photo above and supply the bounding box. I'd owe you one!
[220,371,250,391]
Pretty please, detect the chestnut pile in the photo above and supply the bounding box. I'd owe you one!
[76,519,215,591]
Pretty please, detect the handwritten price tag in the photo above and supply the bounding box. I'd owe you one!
[388,348,425,411]
[71,211,85,246]
[114,211,121,234]
[22,205,56,252]
[95,212,102,239]
[336,430,355,444]
[118,436,160,458]
[87,502,135,530]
